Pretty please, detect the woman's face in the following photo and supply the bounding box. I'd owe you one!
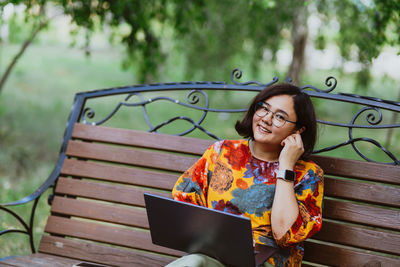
[252,94,298,148]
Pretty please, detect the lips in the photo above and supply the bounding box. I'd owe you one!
[257,124,272,133]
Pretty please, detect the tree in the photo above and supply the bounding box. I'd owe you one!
[173,0,400,85]
[0,0,399,90]
[0,1,50,93]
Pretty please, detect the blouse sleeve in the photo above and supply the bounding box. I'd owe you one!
[274,162,324,247]
[172,141,222,207]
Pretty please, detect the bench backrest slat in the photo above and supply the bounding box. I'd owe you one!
[304,241,400,266]
[311,155,400,184]
[51,196,148,228]
[72,123,212,155]
[55,177,170,206]
[66,140,196,172]
[323,199,400,230]
[316,221,400,255]
[62,159,177,190]
[44,216,183,257]
[324,177,400,208]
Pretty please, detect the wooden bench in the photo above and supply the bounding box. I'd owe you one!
[1,72,399,266]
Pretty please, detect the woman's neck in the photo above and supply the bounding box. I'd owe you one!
[249,139,280,162]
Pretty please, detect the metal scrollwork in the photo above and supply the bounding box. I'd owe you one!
[79,68,399,164]
[300,76,337,93]
[231,68,279,87]
[349,107,399,165]
[314,106,400,165]
[81,89,222,139]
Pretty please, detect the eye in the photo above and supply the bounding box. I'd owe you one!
[275,113,286,121]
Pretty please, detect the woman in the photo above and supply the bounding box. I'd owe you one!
[170,83,324,267]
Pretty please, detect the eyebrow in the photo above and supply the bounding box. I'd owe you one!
[262,102,290,117]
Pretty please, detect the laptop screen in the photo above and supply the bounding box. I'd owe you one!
[144,193,256,267]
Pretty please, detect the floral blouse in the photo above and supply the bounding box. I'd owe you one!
[172,139,324,267]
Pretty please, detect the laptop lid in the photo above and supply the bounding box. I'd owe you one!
[144,193,256,267]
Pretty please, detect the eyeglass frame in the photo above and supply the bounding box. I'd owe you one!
[254,101,297,128]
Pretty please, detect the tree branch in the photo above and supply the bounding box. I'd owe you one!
[0,19,48,94]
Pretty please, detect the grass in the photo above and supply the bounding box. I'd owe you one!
[0,41,399,258]
[0,42,136,258]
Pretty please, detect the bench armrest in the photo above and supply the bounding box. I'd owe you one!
[0,156,64,254]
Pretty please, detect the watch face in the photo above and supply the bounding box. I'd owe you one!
[276,170,295,181]
[285,170,295,181]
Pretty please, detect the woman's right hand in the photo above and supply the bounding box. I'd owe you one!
[279,131,304,170]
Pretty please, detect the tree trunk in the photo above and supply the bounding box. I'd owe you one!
[0,20,48,94]
[287,6,308,86]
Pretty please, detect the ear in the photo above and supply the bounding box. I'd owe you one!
[298,126,306,134]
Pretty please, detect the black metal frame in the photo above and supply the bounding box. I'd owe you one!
[1,69,399,254]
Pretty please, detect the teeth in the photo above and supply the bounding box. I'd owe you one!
[259,125,271,133]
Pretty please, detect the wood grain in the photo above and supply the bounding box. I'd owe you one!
[303,241,400,266]
[311,155,400,184]
[51,196,149,228]
[44,216,183,257]
[313,221,400,255]
[54,177,170,206]
[39,236,177,267]
[324,176,400,208]
[0,253,81,267]
[72,123,213,155]
[61,158,177,190]
[323,199,400,231]
[66,140,197,173]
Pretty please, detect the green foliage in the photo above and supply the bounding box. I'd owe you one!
[1,0,399,86]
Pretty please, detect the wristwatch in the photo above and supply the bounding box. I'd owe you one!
[275,169,295,182]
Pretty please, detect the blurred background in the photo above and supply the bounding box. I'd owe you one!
[0,0,399,257]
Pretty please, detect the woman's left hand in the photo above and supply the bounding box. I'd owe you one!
[279,131,304,170]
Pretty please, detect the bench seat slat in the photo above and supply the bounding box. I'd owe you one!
[44,216,183,257]
[324,199,400,231]
[55,177,170,206]
[72,123,213,155]
[51,196,149,228]
[325,176,400,208]
[0,253,82,267]
[39,236,175,267]
[66,140,196,172]
[61,158,177,190]
[303,241,400,266]
[313,221,400,255]
[312,155,400,184]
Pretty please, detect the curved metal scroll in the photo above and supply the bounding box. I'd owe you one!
[300,76,337,93]
[231,68,279,87]
[0,196,40,253]
[313,106,400,165]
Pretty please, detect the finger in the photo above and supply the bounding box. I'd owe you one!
[294,135,304,152]
[294,133,303,146]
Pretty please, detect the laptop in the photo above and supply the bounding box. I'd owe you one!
[144,193,276,267]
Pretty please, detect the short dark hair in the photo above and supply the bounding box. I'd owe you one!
[235,83,317,159]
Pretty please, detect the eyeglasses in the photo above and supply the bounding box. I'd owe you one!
[255,102,297,128]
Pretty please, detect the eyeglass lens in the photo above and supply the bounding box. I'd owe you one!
[255,103,287,127]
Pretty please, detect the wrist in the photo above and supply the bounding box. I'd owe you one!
[279,164,294,171]
[275,169,295,182]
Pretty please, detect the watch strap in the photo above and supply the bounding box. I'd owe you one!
[275,169,295,182]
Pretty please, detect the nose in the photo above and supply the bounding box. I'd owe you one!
[261,112,273,125]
